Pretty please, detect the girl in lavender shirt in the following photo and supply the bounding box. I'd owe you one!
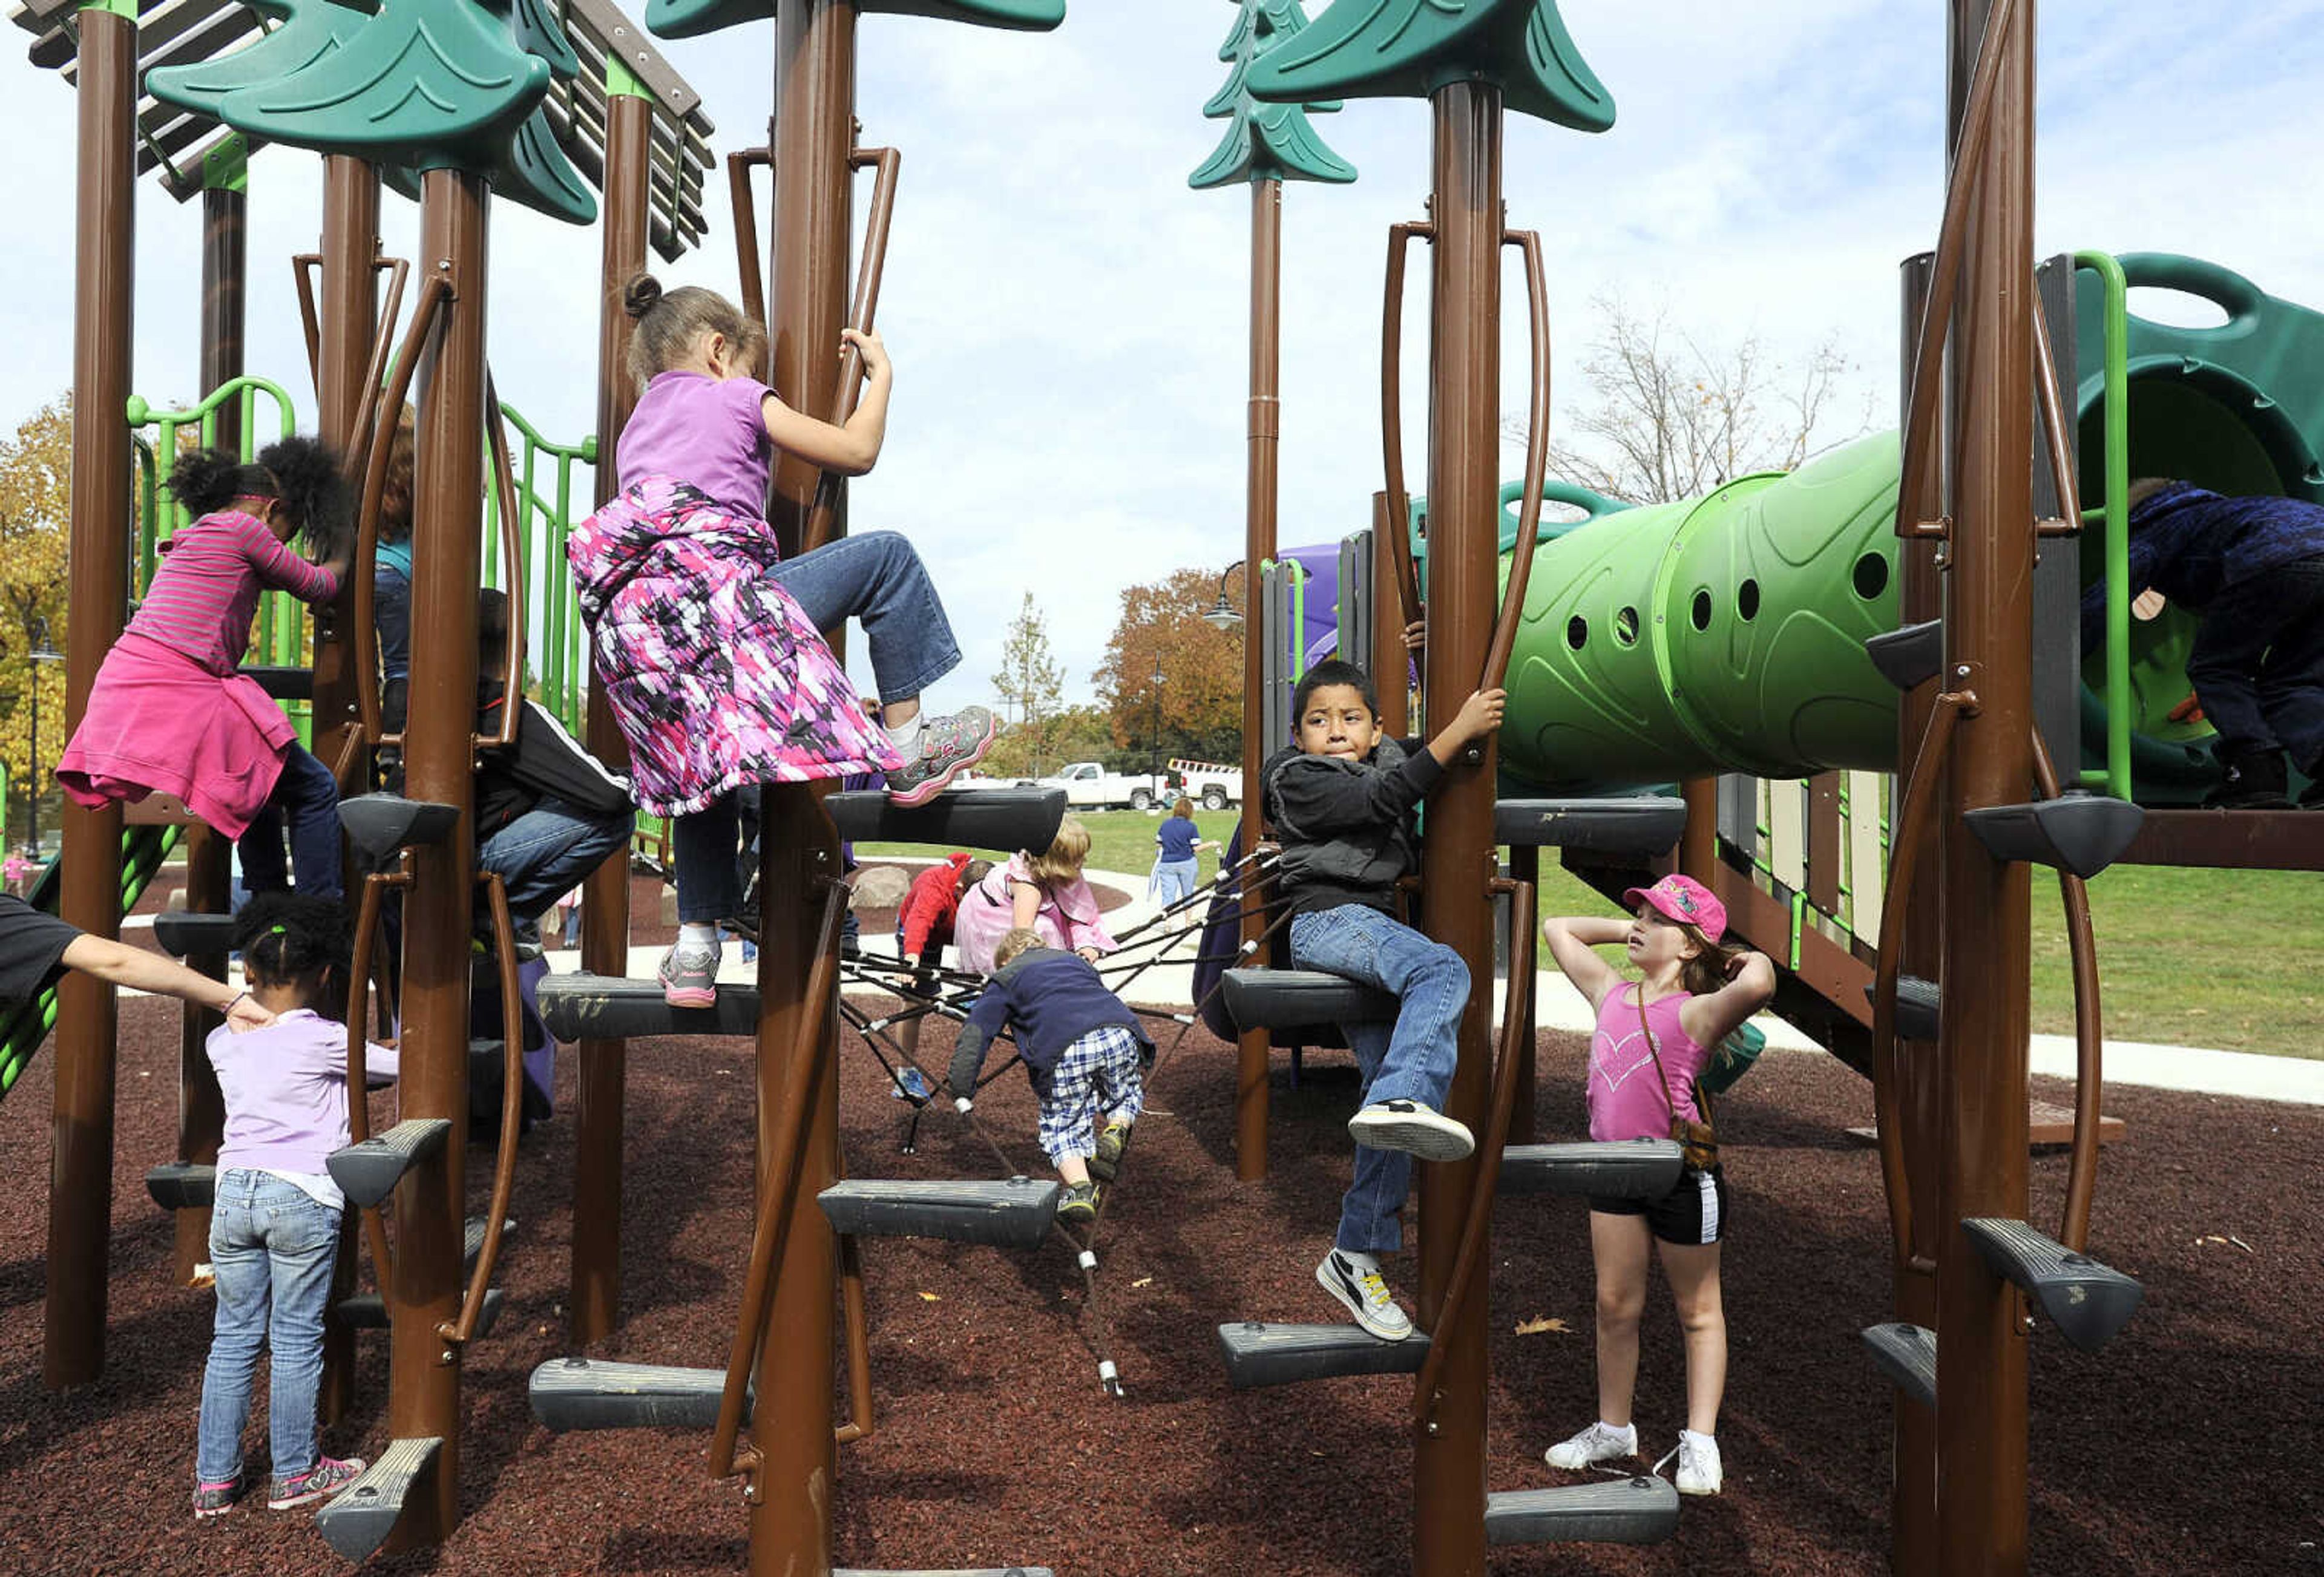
[1538,875,1775,1499]
[192,894,396,1520]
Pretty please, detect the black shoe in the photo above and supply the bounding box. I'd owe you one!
[2300,761,2324,808]
[1089,1121,1133,1184]
[1055,1180,1100,1225]
[2205,746,2292,810]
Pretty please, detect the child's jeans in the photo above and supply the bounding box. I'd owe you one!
[2189,554,2324,769]
[1038,1024,1146,1165]
[196,1169,343,1484]
[1288,903,1470,1256]
[237,744,343,900]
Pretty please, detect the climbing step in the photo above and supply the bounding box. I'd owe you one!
[1220,968,1396,1033]
[1960,1218,2144,1352]
[1865,618,1943,691]
[315,1435,441,1563]
[1484,1476,1681,1546]
[1494,796,1687,855]
[336,793,461,865]
[1215,1321,1430,1389]
[1863,975,1941,1042]
[238,664,313,701]
[827,785,1066,854]
[535,972,763,1041]
[1862,1322,1937,1409]
[145,1160,215,1210]
[326,1118,452,1209]
[1963,796,2145,880]
[335,1286,505,1338]
[1498,1140,1685,1200]
[834,1569,1054,1576]
[528,1357,737,1431]
[817,1178,1060,1250]
[153,911,237,957]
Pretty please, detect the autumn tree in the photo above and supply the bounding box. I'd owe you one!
[0,400,73,847]
[1092,568,1244,766]
[1511,293,1871,505]
[980,703,1117,781]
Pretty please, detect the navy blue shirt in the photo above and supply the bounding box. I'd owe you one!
[948,947,1152,1098]
[1155,815,1199,862]
[2080,484,2324,653]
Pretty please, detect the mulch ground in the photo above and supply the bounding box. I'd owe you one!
[2,980,2319,1575]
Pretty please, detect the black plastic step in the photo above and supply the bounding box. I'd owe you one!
[1865,975,1941,1042]
[1960,1218,2144,1352]
[152,911,237,957]
[1494,796,1687,856]
[833,1569,1053,1576]
[1220,968,1396,1033]
[817,1177,1060,1250]
[1963,795,2145,879]
[336,793,461,864]
[1498,1140,1685,1200]
[238,664,313,701]
[1865,618,1943,691]
[1484,1476,1681,1546]
[326,1118,451,1209]
[333,1285,504,1337]
[535,971,763,1041]
[1862,1321,1937,1409]
[827,786,1066,854]
[528,1357,736,1431]
[145,1160,215,1210]
[1215,1321,1430,1389]
[315,1436,441,1562]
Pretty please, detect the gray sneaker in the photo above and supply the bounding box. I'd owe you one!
[886,707,998,808]
[657,942,719,1008]
[268,1455,365,1511]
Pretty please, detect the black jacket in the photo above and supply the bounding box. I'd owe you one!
[949,947,1152,1100]
[1260,736,1440,916]
[473,689,633,837]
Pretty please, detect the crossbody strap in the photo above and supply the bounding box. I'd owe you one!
[1634,986,1713,1129]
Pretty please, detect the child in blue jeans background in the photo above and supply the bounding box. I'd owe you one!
[193,894,398,1520]
[1260,658,1506,1341]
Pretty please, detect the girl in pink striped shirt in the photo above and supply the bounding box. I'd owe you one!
[60,439,353,897]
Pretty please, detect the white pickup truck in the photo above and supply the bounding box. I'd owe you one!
[1030,761,1176,811]
[1167,758,1242,811]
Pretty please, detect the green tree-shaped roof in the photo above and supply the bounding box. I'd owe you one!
[645,0,1063,44]
[145,0,374,123]
[1190,0,1355,189]
[1246,0,1615,134]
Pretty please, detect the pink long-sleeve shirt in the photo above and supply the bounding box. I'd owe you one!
[127,510,339,676]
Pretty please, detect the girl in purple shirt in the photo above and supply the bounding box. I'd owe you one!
[194,893,396,1520]
[572,275,995,1006]
[1538,875,1775,1499]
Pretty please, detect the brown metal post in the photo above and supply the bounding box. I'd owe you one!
[752,5,855,1571]
[570,82,652,1347]
[387,168,488,1551]
[45,0,136,1390]
[1234,175,1282,1181]
[1370,492,1410,735]
[1410,80,1502,1577]
[313,153,380,1425]
[1934,2,2036,1570]
[172,170,249,1287]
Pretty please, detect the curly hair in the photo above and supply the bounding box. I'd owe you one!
[232,892,355,1015]
[169,435,352,562]
[376,407,417,546]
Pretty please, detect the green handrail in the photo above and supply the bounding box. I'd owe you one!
[491,402,595,736]
[2072,249,2132,801]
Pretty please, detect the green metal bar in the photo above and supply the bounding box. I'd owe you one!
[2073,249,2133,801]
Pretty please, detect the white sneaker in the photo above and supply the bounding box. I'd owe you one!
[1669,1431,1722,1496]
[1544,1420,1638,1470]
[1347,1099,1475,1161]
[1315,1248,1413,1342]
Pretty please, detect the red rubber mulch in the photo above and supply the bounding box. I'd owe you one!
[2,988,2319,1575]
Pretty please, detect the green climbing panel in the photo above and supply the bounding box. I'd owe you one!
[1246,0,1614,133]
[1190,0,1356,189]
[645,0,1063,44]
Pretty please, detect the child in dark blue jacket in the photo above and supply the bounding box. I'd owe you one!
[947,927,1151,1223]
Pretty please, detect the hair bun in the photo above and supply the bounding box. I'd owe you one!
[622,273,663,320]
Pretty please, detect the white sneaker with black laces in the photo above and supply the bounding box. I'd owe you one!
[1347,1098,1475,1161]
[1666,1430,1722,1496]
[1544,1420,1638,1470]
[1315,1248,1413,1341]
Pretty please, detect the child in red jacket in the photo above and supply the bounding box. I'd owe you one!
[893,854,991,1073]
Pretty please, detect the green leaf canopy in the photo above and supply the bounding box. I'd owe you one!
[645,0,1064,44]
[1190,0,1356,189]
[1246,0,1615,134]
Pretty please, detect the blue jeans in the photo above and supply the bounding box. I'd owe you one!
[238,743,342,900]
[1288,903,1470,1255]
[1151,859,1198,905]
[197,1170,342,1483]
[478,796,632,926]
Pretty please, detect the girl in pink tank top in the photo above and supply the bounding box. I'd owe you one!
[1538,876,1776,1500]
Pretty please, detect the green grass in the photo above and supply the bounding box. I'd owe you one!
[866,811,2322,1059]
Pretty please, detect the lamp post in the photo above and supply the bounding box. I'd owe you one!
[1149,658,1167,787]
[27,615,62,857]
[1205,560,1246,631]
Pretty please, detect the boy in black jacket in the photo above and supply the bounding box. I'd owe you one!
[1261,658,1505,1340]
[947,927,1151,1224]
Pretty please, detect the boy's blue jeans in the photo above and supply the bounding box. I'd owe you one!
[1289,902,1470,1256]
[478,796,632,925]
[196,1170,342,1484]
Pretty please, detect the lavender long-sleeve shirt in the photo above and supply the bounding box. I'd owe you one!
[209,1009,399,1184]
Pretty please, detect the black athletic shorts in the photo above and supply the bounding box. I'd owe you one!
[1589,1165,1728,1247]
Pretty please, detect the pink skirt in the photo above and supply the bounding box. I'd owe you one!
[56,634,294,839]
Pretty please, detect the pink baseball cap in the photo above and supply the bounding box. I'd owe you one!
[1620,873,1727,940]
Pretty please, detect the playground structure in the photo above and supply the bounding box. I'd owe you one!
[11,0,2322,1574]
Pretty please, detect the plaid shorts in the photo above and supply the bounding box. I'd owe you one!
[1037,1024,1145,1165]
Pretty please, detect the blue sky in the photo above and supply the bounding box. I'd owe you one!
[5,1,2323,709]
